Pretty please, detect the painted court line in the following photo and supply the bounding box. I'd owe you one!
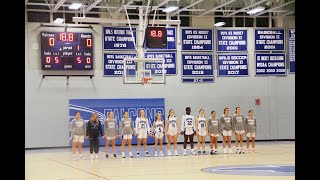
[48,158,110,180]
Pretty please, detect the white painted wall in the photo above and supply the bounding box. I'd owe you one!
[25,16,295,148]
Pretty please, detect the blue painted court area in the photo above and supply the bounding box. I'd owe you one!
[201,164,295,176]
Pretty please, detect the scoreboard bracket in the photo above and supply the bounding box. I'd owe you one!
[42,74,94,85]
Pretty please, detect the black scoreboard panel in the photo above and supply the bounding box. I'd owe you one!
[41,32,93,70]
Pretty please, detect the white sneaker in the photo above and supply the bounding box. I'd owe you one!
[95,154,99,159]
[155,151,158,157]
[72,155,78,161]
[223,149,227,154]
[90,154,94,159]
[80,155,86,160]
[122,154,125,158]
[145,152,151,157]
[247,149,250,153]
[241,149,245,154]
[167,151,172,156]
[214,150,218,153]
[228,149,233,154]
[174,151,179,156]
[191,151,197,155]
[236,149,239,154]
[160,151,164,157]
[137,152,140,157]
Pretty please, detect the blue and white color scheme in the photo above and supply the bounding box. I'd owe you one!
[144,52,176,75]
[217,54,249,76]
[288,29,295,73]
[103,53,137,76]
[181,28,213,51]
[145,27,176,50]
[255,29,285,51]
[255,53,286,76]
[182,54,214,77]
[201,164,295,176]
[103,27,137,50]
[69,98,165,146]
[181,78,214,83]
[216,29,247,52]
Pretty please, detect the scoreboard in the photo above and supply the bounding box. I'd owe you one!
[41,32,93,70]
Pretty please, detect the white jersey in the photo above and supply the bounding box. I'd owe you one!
[181,114,196,131]
[197,116,206,129]
[135,117,150,132]
[154,120,164,133]
[168,116,178,130]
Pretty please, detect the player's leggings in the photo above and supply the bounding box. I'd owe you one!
[89,136,99,154]
[183,133,194,149]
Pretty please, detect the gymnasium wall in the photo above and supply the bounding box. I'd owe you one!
[25,18,295,148]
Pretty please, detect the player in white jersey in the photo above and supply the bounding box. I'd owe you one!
[152,113,165,157]
[196,109,207,155]
[165,109,180,156]
[181,107,197,156]
[134,109,151,157]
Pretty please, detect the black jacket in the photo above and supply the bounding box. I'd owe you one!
[86,120,103,137]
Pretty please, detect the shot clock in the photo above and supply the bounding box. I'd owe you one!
[145,27,167,48]
[41,32,93,70]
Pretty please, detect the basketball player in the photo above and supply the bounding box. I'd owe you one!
[71,111,86,160]
[120,112,134,158]
[181,107,197,156]
[196,109,207,155]
[152,113,165,157]
[87,112,103,159]
[134,109,151,157]
[220,108,233,154]
[165,109,179,156]
[120,111,135,158]
[245,110,257,152]
[104,111,119,158]
[207,111,221,154]
[233,107,246,154]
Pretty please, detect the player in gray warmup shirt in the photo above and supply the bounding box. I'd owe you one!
[104,111,119,158]
[71,111,86,160]
[120,111,135,158]
[232,107,246,154]
[219,107,233,154]
[207,111,221,154]
[245,110,257,153]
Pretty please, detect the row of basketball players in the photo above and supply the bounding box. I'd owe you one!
[70,106,256,160]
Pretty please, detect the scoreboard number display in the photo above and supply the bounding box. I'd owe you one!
[41,32,93,70]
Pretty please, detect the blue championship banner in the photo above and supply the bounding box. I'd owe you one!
[103,53,137,76]
[255,29,285,51]
[217,29,248,52]
[181,28,213,51]
[69,98,165,146]
[288,29,295,73]
[103,27,137,50]
[145,27,176,50]
[255,53,286,76]
[217,54,249,76]
[144,52,177,75]
[182,53,214,77]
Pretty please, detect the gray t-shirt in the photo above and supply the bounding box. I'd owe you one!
[120,118,134,135]
[245,116,256,133]
[207,117,221,134]
[219,114,233,131]
[104,119,117,137]
[71,119,86,136]
[232,114,245,131]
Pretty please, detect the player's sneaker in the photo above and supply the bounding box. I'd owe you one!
[95,154,99,159]
[228,149,233,154]
[223,149,228,154]
[160,151,164,157]
[137,152,140,157]
[167,151,172,156]
[145,152,151,157]
[155,151,158,157]
[105,154,109,158]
